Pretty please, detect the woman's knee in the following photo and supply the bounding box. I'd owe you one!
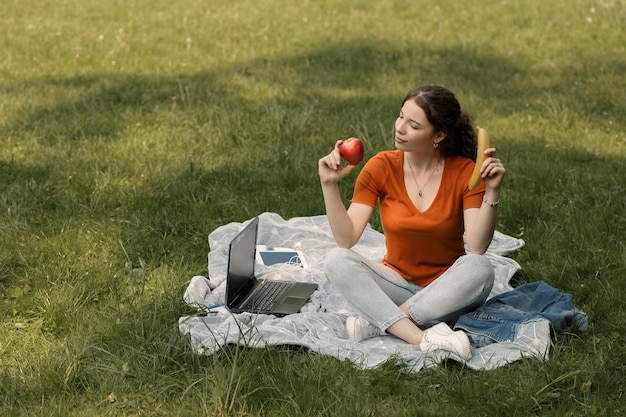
[323,247,357,285]
[460,254,495,286]
[324,247,351,269]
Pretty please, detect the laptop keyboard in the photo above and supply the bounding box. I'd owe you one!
[244,281,294,312]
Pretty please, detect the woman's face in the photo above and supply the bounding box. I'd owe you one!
[394,99,442,152]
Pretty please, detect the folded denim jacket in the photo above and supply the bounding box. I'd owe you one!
[454,281,588,346]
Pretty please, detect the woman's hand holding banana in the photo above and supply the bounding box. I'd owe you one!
[468,127,506,191]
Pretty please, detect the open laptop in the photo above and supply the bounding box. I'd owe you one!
[225,217,318,316]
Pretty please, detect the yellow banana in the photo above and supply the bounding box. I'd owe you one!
[468,127,490,190]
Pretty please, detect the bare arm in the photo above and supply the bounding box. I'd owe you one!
[465,147,506,254]
[318,141,374,248]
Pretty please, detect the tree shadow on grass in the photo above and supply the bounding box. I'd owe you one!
[1,39,624,270]
[2,41,529,143]
[3,39,623,146]
[0,41,524,219]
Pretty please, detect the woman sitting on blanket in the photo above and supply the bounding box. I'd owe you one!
[318,85,506,360]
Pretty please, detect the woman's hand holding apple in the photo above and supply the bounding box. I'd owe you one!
[318,138,363,185]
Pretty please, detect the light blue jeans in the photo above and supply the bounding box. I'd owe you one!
[324,248,495,331]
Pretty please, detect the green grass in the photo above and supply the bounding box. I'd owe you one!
[1,0,625,415]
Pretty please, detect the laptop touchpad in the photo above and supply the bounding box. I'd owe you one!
[282,296,305,305]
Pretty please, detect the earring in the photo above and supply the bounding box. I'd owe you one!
[433,142,439,148]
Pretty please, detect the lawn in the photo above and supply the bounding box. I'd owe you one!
[1,0,625,415]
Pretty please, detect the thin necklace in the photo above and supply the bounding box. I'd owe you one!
[406,153,440,198]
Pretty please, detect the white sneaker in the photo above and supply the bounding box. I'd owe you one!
[420,322,472,360]
[346,316,381,342]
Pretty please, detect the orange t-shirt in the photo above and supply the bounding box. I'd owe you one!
[351,150,484,286]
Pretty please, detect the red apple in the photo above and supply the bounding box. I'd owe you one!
[338,137,364,165]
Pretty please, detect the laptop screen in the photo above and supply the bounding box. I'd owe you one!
[226,217,259,305]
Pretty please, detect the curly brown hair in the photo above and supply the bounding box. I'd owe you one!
[402,86,477,161]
